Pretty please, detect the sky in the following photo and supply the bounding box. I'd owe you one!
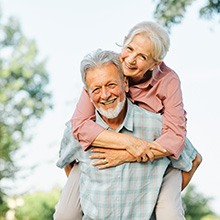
[1,0,220,215]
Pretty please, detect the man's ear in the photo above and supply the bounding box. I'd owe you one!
[124,76,129,93]
[84,87,94,103]
[83,86,89,95]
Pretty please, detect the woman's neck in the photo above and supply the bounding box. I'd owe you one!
[129,70,153,86]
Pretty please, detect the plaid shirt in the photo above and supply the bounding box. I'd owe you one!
[58,100,171,219]
[57,100,198,219]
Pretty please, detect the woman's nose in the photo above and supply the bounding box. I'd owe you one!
[127,54,136,65]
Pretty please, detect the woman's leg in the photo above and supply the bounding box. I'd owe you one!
[155,166,185,220]
[182,153,202,190]
[53,163,82,220]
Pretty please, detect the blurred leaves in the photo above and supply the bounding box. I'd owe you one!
[14,187,60,220]
[183,185,219,220]
[200,0,220,19]
[153,0,220,30]
[0,14,52,207]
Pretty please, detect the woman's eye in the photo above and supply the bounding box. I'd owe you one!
[139,54,147,61]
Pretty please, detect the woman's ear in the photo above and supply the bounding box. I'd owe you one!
[124,76,129,93]
[154,61,162,69]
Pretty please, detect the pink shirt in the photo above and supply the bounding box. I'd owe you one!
[71,62,186,159]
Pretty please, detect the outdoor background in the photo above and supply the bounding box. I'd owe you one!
[1,0,220,217]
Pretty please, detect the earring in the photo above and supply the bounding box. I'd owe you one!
[157,65,162,72]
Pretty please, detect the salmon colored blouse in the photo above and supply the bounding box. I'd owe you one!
[71,62,187,159]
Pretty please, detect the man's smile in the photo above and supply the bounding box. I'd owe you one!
[100,98,116,106]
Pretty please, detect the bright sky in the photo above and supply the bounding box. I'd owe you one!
[1,0,220,215]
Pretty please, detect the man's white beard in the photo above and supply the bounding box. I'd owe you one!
[97,96,126,119]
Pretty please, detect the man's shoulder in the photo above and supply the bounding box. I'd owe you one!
[131,102,161,120]
[56,120,82,169]
[128,102,162,138]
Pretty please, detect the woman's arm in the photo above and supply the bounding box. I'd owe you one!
[153,74,187,159]
[93,130,167,162]
[71,89,105,150]
[72,89,166,161]
[90,146,172,169]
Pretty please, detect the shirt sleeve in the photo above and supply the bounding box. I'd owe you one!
[56,121,80,168]
[71,88,105,150]
[154,75,187,159]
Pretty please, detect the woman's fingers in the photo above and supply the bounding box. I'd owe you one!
[150,141,167,153]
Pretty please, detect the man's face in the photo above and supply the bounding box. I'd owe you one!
[86,63,129,119]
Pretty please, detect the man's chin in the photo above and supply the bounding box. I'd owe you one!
[97,107,118,119]
[96,96,126,120]
[98,103,116,112]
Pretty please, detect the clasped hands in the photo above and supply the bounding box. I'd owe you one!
[89,140,167,170]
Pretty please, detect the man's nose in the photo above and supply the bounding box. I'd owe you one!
[100,87,110,99]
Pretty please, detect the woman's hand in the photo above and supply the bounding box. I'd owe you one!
[89,148,136,170]
[92,130,167,163]
[90,141,170,170]
[125,136,167,162]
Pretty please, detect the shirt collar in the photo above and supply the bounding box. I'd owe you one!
[95,99,134,132]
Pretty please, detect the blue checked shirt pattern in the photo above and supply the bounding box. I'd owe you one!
[57,99,197,219]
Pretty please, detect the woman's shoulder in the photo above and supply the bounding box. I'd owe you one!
[160,62,180,79]
[153,62,180,86]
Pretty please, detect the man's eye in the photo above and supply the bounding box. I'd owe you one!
[92,88,100,94]
[125,46,133,51]
[108,84,116,89]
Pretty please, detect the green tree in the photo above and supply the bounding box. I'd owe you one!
[153,0,220,29]
[183,185,220,220]
[14,188,60,220]
[0,14,52,213]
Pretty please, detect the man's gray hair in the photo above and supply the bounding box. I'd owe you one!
[80,49,124,88]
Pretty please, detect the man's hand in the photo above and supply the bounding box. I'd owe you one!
[90,148,136,169]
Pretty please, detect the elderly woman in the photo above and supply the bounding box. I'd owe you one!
[55,21,202,220]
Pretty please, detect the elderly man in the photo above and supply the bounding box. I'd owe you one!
[54,49,183,219]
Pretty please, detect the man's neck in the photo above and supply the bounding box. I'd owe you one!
[101,102,127,130]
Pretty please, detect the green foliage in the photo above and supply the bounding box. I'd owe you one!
[200,0,220,20]
[2,185,219,220]
[0,195,8,219]
[153,0,220,29]
[0,14,52,207]
[13,188,60,220]
[153,0,196,29]
[183,185,219,220]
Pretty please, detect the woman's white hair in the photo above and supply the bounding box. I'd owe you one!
[123,21,170,62]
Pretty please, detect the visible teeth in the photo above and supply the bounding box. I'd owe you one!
[102,100,115,105]
[125,63,134,69]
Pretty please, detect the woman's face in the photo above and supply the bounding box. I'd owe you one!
[120,33,158,83]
